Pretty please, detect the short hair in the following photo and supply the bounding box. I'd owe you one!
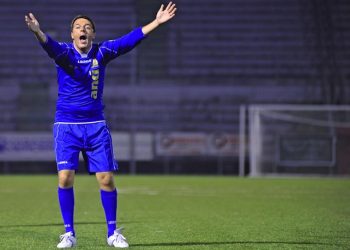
[71,15,96,32]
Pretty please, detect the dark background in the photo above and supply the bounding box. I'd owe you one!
[0,0,349,174]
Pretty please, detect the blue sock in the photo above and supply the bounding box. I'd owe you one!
[100,189,117,237]
[58,187,75,236]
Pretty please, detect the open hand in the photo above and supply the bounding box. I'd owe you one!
[156,2,177,24]
[25,13,41,33]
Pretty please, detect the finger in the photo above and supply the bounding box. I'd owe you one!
[169,8,177,16]
[166,14,175,21]
[168,4,176,13]
[25,14,31,22]
[165,1,172,11]
[29,13,36,21]
[158,4,164,12]
[25,15,32,25]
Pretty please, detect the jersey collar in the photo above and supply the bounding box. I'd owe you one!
[73,43,93,58]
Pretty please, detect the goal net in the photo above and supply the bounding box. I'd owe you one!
[248,105,350,176]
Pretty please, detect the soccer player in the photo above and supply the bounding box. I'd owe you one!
[25,2,176,248]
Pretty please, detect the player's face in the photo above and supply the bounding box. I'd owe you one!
[71,18,95,54]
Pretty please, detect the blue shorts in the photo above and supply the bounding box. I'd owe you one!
[53,121,118,173]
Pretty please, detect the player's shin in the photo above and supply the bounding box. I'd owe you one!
[58,187,75,235]
[100,189,117,237]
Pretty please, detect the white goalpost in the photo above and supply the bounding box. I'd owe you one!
[247,105,350,177]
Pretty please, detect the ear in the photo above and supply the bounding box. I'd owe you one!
[92,32,96,40]
[71,31,74,40]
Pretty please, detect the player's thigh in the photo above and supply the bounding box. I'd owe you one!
[85,123,118,173]
[53,123,82,171]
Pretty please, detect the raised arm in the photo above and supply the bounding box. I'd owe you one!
[25,13,70,63]
[25,13,47,43]
[142,2,177,35]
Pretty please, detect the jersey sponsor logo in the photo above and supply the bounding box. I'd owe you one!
[91,59,99,99]
[78,59,92,64]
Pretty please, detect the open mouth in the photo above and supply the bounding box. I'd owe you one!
[79,35,87,41]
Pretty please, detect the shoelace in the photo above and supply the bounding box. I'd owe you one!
[117,234,126,241]
[112,228,127,242]
[59,232,73,242]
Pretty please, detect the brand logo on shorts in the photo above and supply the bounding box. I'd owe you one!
[58,161,68,165]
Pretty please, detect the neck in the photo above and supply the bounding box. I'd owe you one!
[73,42,92,55]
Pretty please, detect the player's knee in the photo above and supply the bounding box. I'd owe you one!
[58,171,75,188]
[97,172,115,190]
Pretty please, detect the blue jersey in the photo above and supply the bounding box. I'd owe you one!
[40,27,146,122]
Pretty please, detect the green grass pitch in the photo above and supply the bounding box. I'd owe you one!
[0,175,349,249]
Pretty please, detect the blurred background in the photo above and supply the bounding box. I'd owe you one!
[0,0,349,176]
